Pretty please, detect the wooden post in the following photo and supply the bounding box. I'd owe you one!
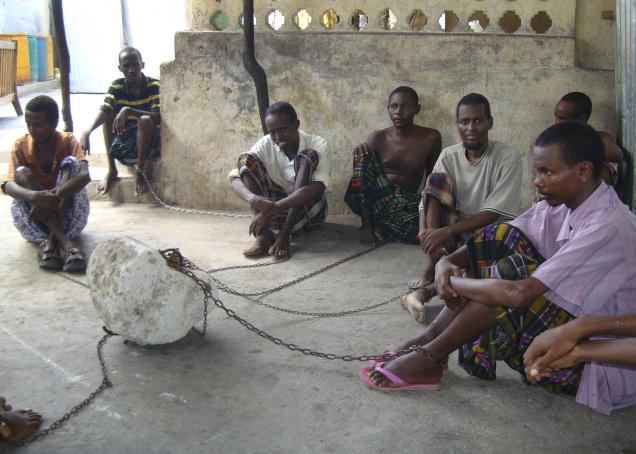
[51,0,73,132]
[241,0,269,135]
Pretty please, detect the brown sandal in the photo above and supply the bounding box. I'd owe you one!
[62,247,87,273]
[37,240,63,270]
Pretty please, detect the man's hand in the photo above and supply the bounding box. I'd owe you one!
[30,190,61,210]
[434,256,463,301]
[79,131,91,155]
[249,195,279,217]
[421,227,452,254]
[113,107,130,135]
[353,143,373,160]
[249,212,272,237]
[523,321,582,384]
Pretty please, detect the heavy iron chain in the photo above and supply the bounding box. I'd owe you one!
[14,332,114,447]
[161,248,427,362]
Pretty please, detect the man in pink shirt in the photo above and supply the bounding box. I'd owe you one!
[359,121,636,415]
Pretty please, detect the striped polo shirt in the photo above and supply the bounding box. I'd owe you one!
[100,73,160,123]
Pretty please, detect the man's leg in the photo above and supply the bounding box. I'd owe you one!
[133,115,155,196]
[97,112,118,194]
[241,171,276,256]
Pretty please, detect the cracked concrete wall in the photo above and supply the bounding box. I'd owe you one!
[156,32,615,213]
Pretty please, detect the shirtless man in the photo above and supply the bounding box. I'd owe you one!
[402,94,522,322]
[344,86,441,245]
[554,91,624,187]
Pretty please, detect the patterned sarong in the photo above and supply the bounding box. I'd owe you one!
[344,151,419,243]
[109,121,161,166]
[459,223,583,396]
[11,156,90,243]
[237,149,327,237]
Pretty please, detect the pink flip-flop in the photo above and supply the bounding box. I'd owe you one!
[369,351,449,373]
[358,364,441,391]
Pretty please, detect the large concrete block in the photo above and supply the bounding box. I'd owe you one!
[88,236,216,345]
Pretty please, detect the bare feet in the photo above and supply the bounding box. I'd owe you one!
[400,285,438,323]
[269,234,290,259]
[0,400,43,443]
[97,171,119,195]
[365,349,443,388]
[243,232,275,258]
[359,225,387,246]
[135,170,149,196]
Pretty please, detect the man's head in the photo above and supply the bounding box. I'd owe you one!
[533,122,604,208]
[554,92,592,124]
[387,86,420,129]
[456,93,493,151]
[25,95,59,143]
[264,102,300,154]
[118,47,144,85]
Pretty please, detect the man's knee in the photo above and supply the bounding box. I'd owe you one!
[138,115,154,135]
[15,166,34,187]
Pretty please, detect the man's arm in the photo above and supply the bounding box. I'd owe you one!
[80,110,111,153]
[421,210,499,254]
[56,161,91,197]
[275,182,325,211]
[416,131,442,195]
[598,131,624,162]
[447,275,548,309]
[523,314,636,382]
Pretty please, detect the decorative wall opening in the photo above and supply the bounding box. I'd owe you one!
[438,10,459,32]
[468,10,490,33]
[293,9,312,30]
[499,10,521,33]
[407,9,427,31]
[530,11,552,34]
[267,9,285,30]
[378,8,397,30]
[350,10,368,31]
[321,8,340,29]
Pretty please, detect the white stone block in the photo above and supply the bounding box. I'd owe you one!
[88,236,216,345]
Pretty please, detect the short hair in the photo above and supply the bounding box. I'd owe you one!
[25,95,59,124]
[560,91,592,121]
[119,46,143,62]
[535,122,604,180]
[389,86,419,106]
[456,93,492,120]
[265,101,298,123]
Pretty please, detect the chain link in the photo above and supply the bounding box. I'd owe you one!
[15,332,114,447]
[140,169,252,218]
[160,248,425,362]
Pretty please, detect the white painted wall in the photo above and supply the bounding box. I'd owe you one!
[0,0,49,35]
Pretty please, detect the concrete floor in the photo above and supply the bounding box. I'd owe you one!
[1,195,636,454]
[2,90,636,453]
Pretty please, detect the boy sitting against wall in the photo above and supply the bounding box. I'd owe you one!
[2,96,90,272]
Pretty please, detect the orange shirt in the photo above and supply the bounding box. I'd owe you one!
[4,132,86,190]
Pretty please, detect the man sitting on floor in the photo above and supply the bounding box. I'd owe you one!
[228,101,332,259]
[344,86,441,245]
[2,96,90,272]
[554,91,624,187]
[402,93,522,322]
[80,46,160,196]
[360,122,636,415]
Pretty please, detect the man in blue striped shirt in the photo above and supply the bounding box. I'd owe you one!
[80,47,160,196]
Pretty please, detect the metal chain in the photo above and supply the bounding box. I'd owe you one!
[140,169,251,218]
[161,248,425,362]
[164,247,401,318]
[15,332,114,447]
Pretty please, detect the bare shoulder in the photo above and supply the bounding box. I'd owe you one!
[366,128,389,148]
[597,130,624,162]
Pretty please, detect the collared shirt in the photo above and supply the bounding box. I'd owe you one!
[510,182,636,414]
[100,74,161,123]
[228,130,332,193]
[2,132,86,191]
[431,140,522,219]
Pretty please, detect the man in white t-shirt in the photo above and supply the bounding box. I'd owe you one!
[228,102,332,258]
[403,93,522,322]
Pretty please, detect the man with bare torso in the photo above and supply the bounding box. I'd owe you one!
[344,86,441,244]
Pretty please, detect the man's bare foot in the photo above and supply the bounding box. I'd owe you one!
[365,349,443,388]
[400,285,437,323]
[269,234,290,259]
[243,233,275,258]
[96,171,119,195]
[135,172,148,196]
[0,408,43,443]
[0,397,11,411]
[359,225,387,246]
